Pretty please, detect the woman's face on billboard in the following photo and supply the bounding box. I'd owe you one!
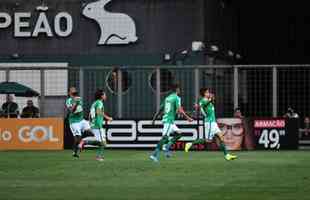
[217,118,244,150]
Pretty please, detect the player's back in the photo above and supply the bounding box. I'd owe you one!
[162,93,180,124]
[90,100,104,128]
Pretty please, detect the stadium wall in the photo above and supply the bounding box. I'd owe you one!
[0,0,239,66]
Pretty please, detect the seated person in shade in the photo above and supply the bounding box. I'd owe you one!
[283,107,299,118]
[21,100,39,118]
[1,95,19,118]
[299,117,310,139]
[0,107,3,118]
[304,117,310,132]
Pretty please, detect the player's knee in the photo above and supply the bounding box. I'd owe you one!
[101,139,107,146]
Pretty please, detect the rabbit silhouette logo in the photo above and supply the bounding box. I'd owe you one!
[82,0,138,45]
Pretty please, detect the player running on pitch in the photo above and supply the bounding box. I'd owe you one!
[65,87,91,158]
[184,88,237,161]
[79,89,113,161]
[150,84,194,162]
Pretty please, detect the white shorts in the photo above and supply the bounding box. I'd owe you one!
[70,119,90,136]
[204,122,221,140]
[163,123,181,136]
[91,128,106,142]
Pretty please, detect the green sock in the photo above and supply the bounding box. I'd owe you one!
[153,136,169,157]
[96,144,104,157]
[85,141,101,146]
[167,133,182,147]
[83,141,104,157]
[219,142,228,156]
[192,139,205,145]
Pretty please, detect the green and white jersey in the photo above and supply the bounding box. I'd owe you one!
[199,97,216,123]
[65,97,84,124]
[90,100,104,129]
[162,93,181,124]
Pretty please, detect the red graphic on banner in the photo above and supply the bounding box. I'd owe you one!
[254,119,285,128]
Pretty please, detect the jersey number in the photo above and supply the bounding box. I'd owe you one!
[165,102,171,113]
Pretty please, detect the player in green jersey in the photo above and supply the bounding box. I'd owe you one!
[184,88,237,161]
[65,87,91,158]
[79,89,113,161]
[150,84,193,162]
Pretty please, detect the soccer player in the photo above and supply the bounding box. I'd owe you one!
[150,84,194,162]
[80,89,113,161]
[184,88,237,161]
[65,87,90,158]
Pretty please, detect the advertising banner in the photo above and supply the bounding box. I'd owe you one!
[0,118,64,150]
[80,118,298,150]
[253,118,299,150]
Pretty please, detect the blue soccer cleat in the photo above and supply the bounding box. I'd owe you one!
[163,145,172,158]
[149,154,159,163]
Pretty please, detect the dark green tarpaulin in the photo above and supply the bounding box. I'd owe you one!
[0,82,40,97]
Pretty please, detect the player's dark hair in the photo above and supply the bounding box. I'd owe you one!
[170,83,180,92]
[95,89,105,100]
[200,88,209,97]
[68,87,77,96]
[112,67,119,74]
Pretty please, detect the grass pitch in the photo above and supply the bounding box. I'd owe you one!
[0,150,309,200]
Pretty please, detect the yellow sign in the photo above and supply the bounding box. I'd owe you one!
[0,118,63,150]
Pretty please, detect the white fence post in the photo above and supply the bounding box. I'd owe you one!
[272,66,278,117]
[117,68,123,118]
[156,67,161,111]
[233,66,239,109]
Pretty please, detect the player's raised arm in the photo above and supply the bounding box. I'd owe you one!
[66,88,80,113]
[72,97,81,113]
[66,97,76,112]
[175,96,193,122]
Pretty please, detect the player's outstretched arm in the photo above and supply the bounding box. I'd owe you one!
[103,112,113,122]
[178,106,194,122]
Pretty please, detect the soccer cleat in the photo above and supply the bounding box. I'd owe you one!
[184,142,193,152]
[96,156,104,162]
[72,152,79,158]
[229,154,237,160]
[164,149,172,158]
[149,155,159,163]
[163,145,172,158]
[78,140,85,152]
[224,154,237,161]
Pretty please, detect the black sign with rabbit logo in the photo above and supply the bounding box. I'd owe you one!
[82,0,138,45]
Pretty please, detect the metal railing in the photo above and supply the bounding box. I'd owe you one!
[1,64,309,120]
[69,65,310,119]
[0,64,68,118]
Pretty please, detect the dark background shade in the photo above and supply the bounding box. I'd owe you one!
[0,0,309,64]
